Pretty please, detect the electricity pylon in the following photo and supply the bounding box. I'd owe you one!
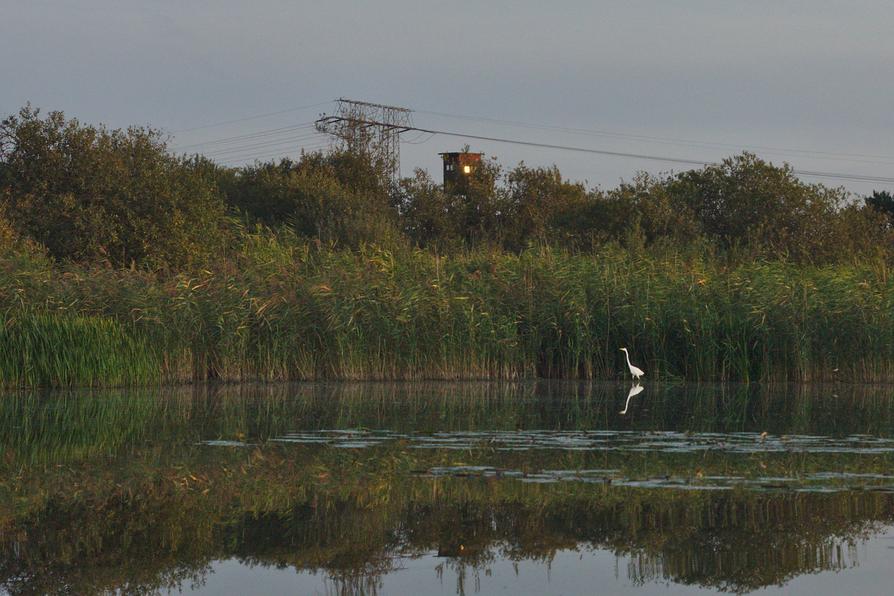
[315,98,413,182]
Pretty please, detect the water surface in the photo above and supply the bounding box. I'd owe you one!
[3,382,894,595]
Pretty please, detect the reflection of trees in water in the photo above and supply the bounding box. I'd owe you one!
[493,492,886,593]
[2,480,893,595]
[625,527,865,593]
[435,553,497,596]
[318,571,384,596]
[4,381,894,594]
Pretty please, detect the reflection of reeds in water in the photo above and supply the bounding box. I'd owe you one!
[320,574,384,596]
[2,247,894,386]
[0,388,164,464]
[4,381,894,465]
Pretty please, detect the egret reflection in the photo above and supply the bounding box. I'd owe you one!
[620,384,645,414]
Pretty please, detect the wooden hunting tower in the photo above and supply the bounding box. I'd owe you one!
[440,151,483,193]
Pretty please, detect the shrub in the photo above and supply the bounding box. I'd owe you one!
[866,190,894,229]
[222,150,401,248]
[394,169,465,251]
[664,153,847,260]
[0,106,225,268]
[502,163,592,250]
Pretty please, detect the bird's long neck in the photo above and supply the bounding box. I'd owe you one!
[624,350,632,368]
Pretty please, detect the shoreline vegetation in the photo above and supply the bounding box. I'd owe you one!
[2,244,892,386]
[2,106,894,387]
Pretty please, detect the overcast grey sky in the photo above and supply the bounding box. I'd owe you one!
[3,0,893,193]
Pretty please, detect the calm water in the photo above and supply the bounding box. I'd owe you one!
[3,382,894,595]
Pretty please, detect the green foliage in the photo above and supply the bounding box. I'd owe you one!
[394,169,466,251]
[0,240,892,385]
[663,153,845,260]
[597,173,702,247]
[0,209,18,251]
[866,190,894,228]
[222,150,400,247]
[1,105,894,385]
[2,105,891,265]
[399,154,509,248]
[457,156,507,246]
[0,106,225,268]
[393,152,887,261]
[502,163,592,249]
[0,314,158,387]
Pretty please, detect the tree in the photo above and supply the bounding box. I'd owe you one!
[866,190,894,228]
[454,156,506,247]
[394,169,464,251]
[502,163,591,250]
[0,106,225,268]
[222,150,400,248]
[602,173,701,247]
[664,153,846,260]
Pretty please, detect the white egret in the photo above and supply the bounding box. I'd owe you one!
[620,348,645,382]
[620,384,644,415]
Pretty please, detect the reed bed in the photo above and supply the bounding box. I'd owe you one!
[0,240,892,386]
[0,314,158,387]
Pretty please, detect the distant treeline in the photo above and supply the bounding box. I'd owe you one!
[1,106,893,385]
[2,105,893,268]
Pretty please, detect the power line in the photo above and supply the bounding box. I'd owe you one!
[315,115,894,186]
[217,142,331,166]
[416,108,894,166]
[170,101,331,134]
[793,169,894,185]
[214,140,331,163]
[200,132,325,159]
[315,98,413,182]
[403,131,437,145]
[171,123,316,151]
[169,102,894,184]
[170,99,894,167]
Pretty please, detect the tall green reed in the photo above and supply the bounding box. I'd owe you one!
[0,314,158,387]
[0,239,891,385]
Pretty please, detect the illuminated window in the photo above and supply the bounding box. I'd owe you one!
[463,165,472,174]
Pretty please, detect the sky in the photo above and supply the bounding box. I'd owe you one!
[2,0,894,194]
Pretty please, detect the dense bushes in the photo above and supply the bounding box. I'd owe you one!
[866,190,894,229]
[221,151,400,248]
[2,106,891,268]
[394,153,891,261]
[0,106,225,268]
[663,154,855,260]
